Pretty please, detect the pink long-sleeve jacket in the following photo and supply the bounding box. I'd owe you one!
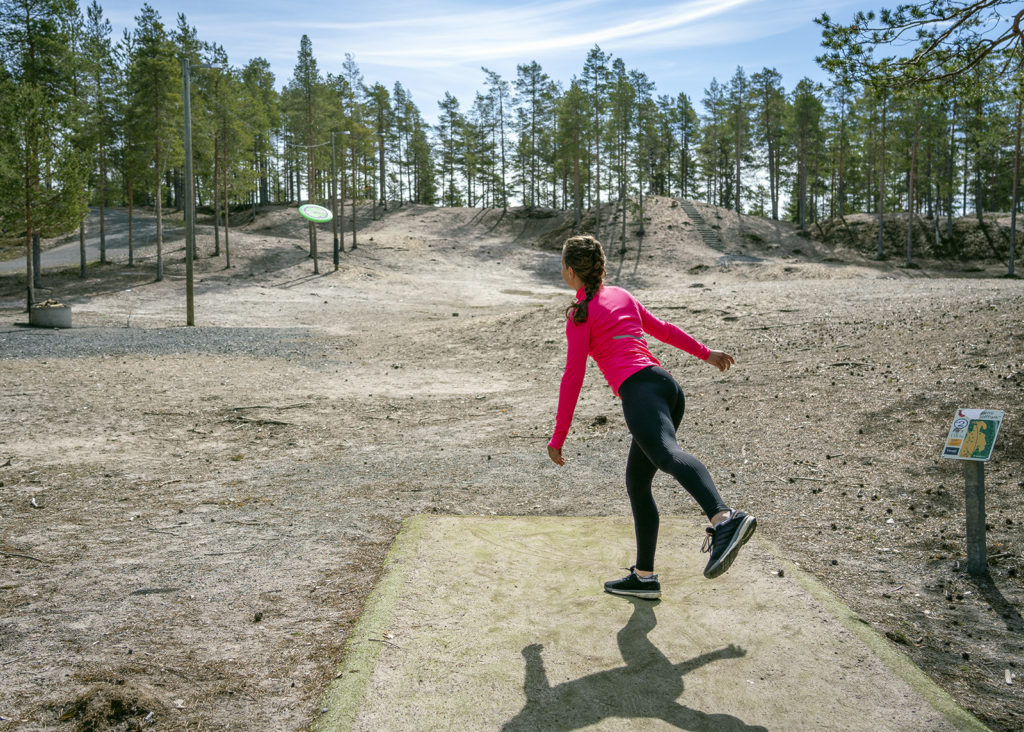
[548,285,710,450]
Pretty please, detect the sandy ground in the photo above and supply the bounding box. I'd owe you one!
[1,198,1022,731]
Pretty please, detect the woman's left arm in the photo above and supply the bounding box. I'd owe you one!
[637,301,711,361]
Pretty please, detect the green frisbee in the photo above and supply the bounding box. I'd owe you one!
[298,204,333,223]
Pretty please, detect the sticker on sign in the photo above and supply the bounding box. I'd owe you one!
[942,408,1004,462]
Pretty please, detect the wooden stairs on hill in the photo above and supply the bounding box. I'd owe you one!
[678,199,725,251]
[677,199,765,264]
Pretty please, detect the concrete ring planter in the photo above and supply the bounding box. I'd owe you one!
[29,303,72,328]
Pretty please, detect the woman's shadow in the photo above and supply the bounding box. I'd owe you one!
[503,598,767,731]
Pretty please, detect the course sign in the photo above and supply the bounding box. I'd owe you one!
[298,204,333,223]
[942,408,1004,462]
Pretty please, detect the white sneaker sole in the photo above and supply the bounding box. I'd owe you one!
[604,587,662,599]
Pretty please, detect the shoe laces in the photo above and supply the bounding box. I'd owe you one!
[701,526,715,553]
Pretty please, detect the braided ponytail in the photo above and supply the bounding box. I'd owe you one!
[562,235,606,324]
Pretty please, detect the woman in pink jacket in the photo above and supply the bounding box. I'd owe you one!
[548,235,755,599]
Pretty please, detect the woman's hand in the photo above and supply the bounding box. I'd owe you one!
[706,350,735,372]
[547,446,565,466]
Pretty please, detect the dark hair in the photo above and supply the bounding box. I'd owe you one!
[563,235,606,324]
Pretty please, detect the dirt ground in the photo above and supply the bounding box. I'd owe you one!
[1,197,1022,731]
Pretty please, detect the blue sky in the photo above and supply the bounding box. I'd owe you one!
[99,0,866,122]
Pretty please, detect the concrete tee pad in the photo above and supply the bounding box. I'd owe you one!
[318,516,986,731]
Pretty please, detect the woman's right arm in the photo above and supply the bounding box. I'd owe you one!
[548,319,589,452]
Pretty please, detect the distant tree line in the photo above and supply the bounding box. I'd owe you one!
[2,0,1021,309]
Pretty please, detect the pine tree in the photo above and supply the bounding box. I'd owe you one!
[389,81,411,205]
[115,27,140,263]
[241,57,279,208]
[206,48,252,269]
[408,117,436,205]
[700,78,728,207]
[466,92,495,207]
[672,92,699,199]
[751,68,786,219]
[282,34,330,267]
[605,58,634,247]
[557,79,588,227]
[436,92,462,207]
[514,60,555,209]
[366,82,391,212]
[482,68,512,208]
[787,78,825,232]
[630,69,656,236]
[81,0,117,264]
[582,46,610,226]
[726,66,752,213]
[0,0,86,309]
[125,3,181,281]
[340,53,372,248]
[817,2,1024,84]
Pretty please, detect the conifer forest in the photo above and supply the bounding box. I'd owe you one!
[1,0,1021,276]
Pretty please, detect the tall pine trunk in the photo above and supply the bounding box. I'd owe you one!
[1010,98,1021,277]
[99,150,107,263]
[906,119,919,267]
[876,91,887,259]
[213,136,221,256]
[223,161,231,269]
[735,117,742,213]
[155,149,164,282]
[128,177,134,266]
[947,102,956,237]
[79,221,86,278]
[594,113,601,233]
[378,132,386,211]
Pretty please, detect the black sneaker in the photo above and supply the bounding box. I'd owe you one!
[702,510,757,579]
[604,566,661,599]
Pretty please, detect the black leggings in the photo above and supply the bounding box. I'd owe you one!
[618,365,729,572]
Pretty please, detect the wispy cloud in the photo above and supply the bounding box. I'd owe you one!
[303,0,758,67]
[100,0,848,118]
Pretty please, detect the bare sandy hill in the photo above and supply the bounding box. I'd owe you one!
[1,196,1020,731]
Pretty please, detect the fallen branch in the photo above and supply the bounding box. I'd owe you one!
[791,476,827,483]
[229,402,312,411]
[369,637,402,649]
[1,551,47,563]
[224,416,292,426]
[742,321,816,331]
[205,544,259,556]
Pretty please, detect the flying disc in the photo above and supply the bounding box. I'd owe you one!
[298,204,333,223]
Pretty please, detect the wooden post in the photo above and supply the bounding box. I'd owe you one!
[963,460,987,576]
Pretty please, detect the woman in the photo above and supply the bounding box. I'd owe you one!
[548,235,755,599]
